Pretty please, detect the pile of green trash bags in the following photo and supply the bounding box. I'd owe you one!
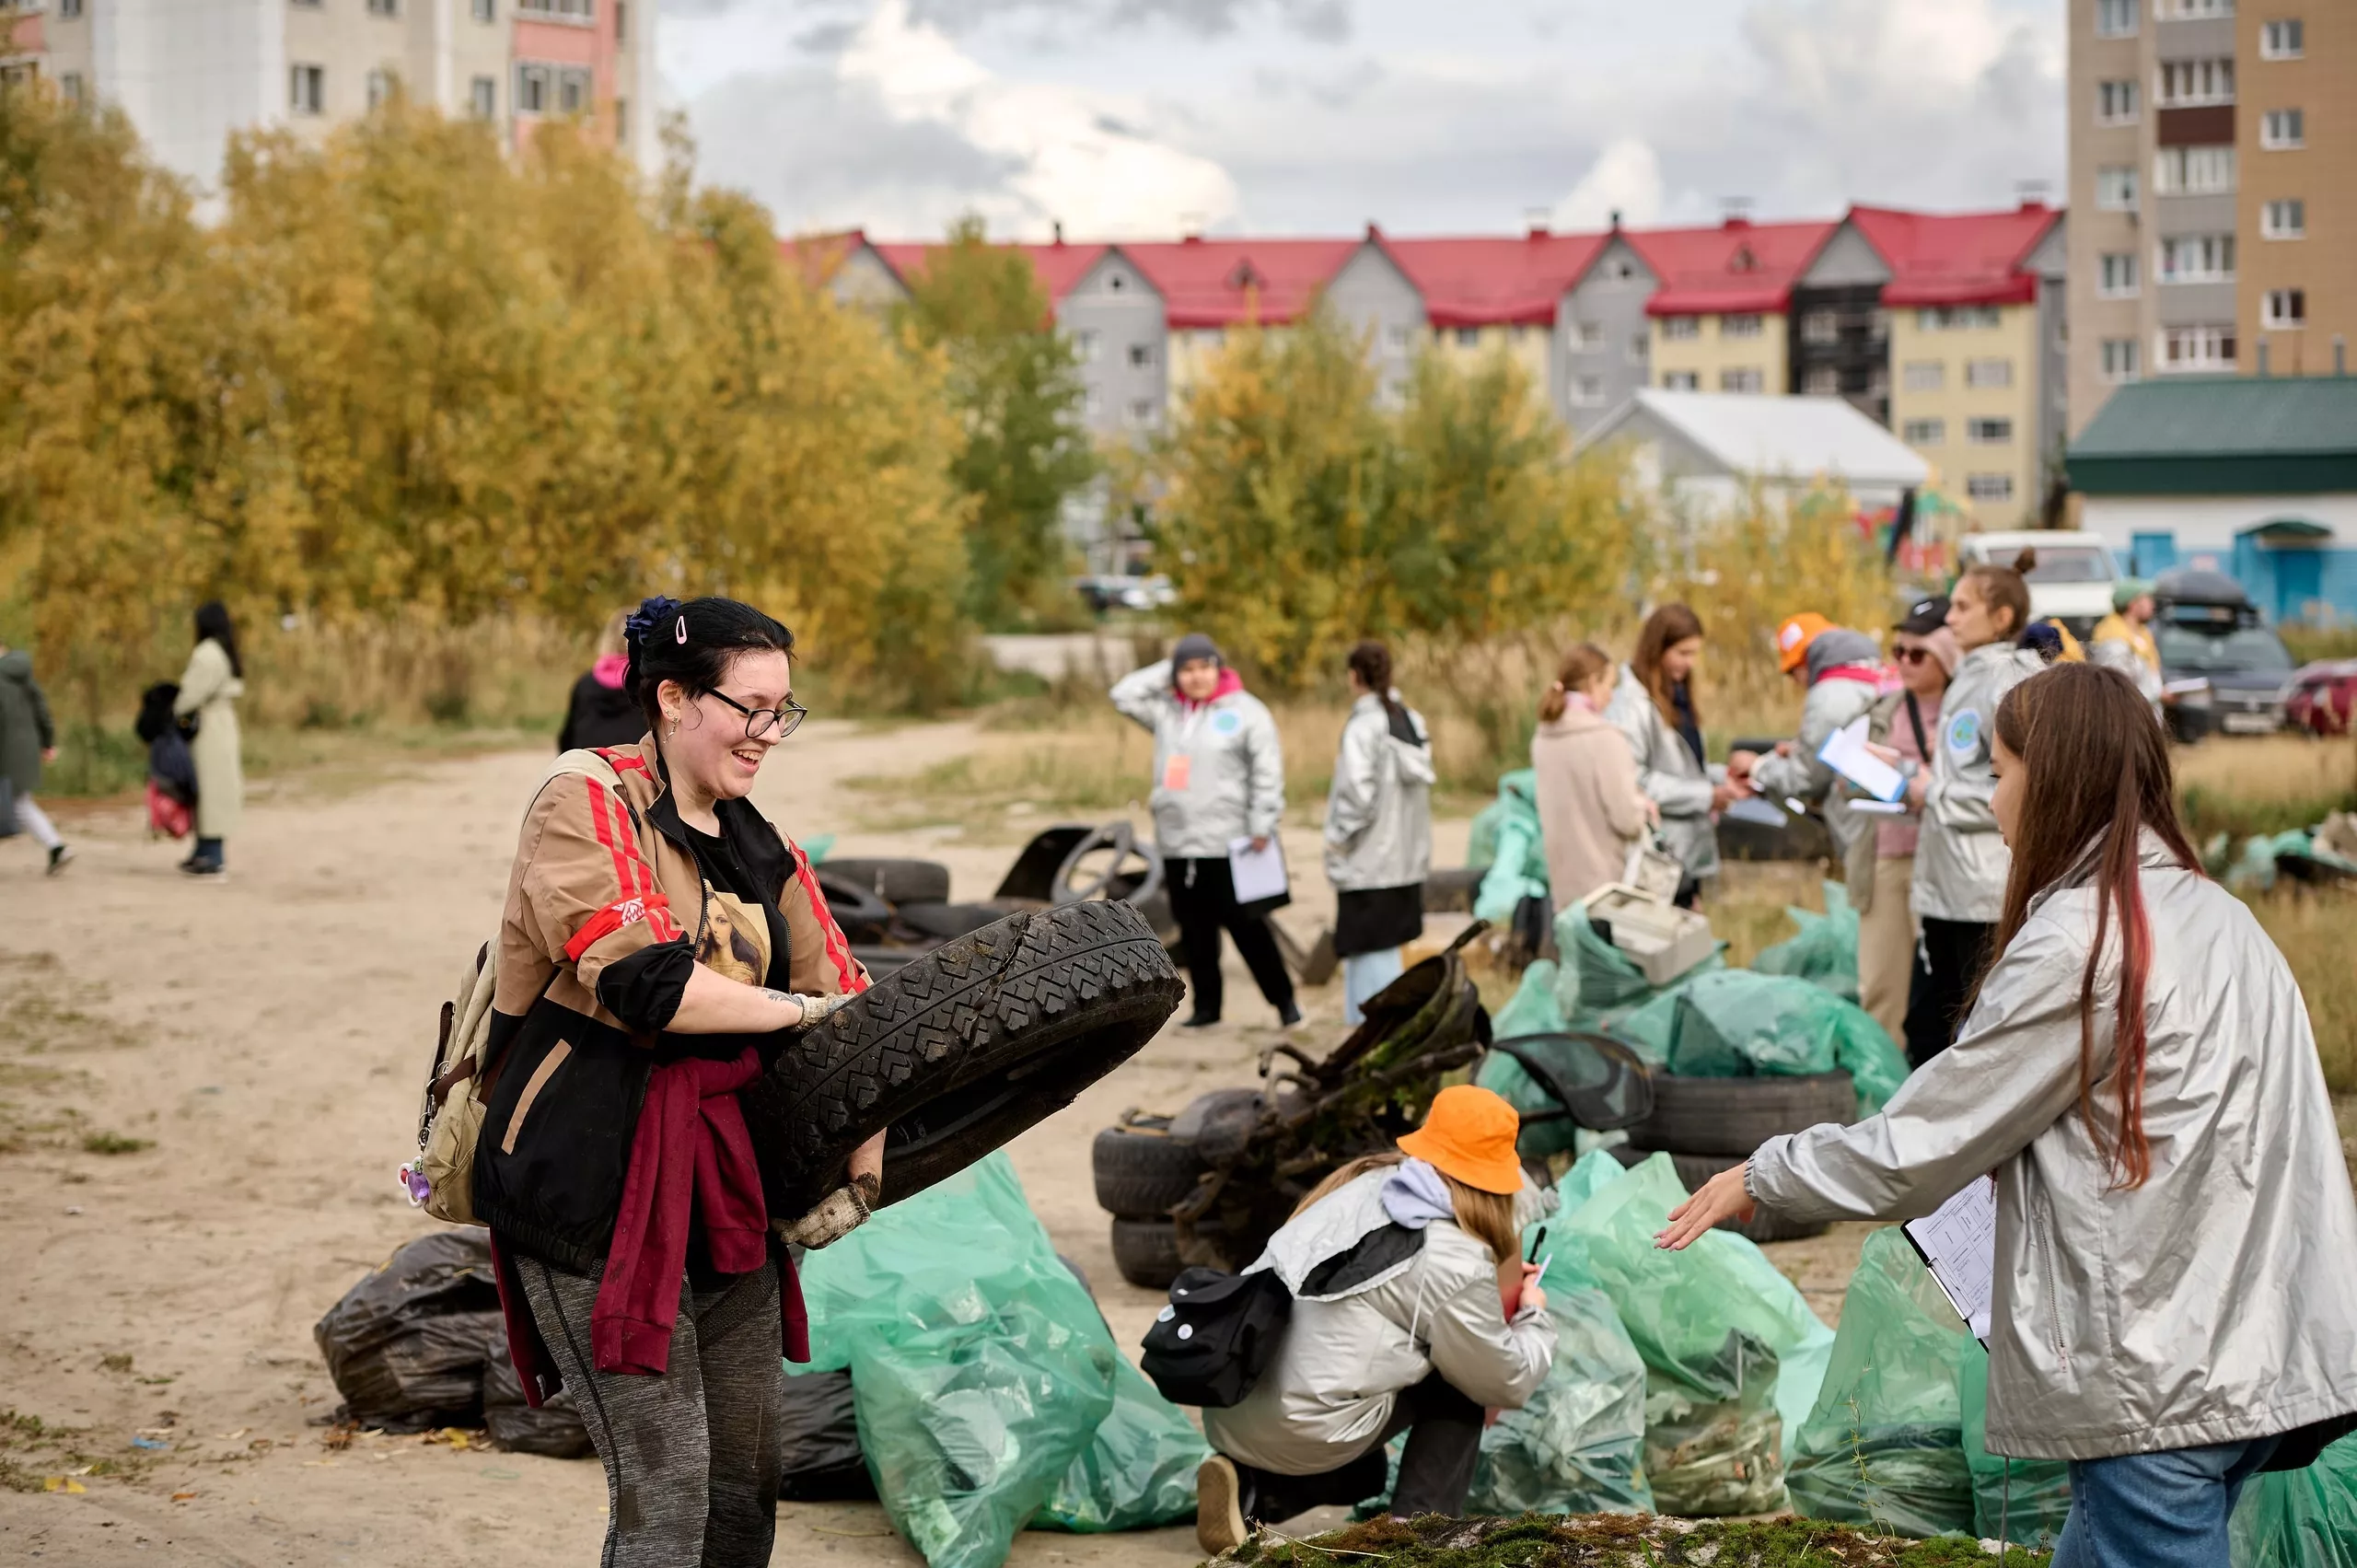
[1958,1351,2072,1547]
[1752,882,1861,1003]
[2233,1433,2357,1567]
[793,1153,1206,1568]
[1468,769,1548,925]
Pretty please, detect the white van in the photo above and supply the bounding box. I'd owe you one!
[1956,530,2119,639]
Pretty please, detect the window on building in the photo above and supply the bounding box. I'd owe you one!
[614,97,627,143]
[1917,306,2003,331]
[2161,0,2234,16]
[2156,234,2235,283]
[1386,324,1414,353]
[557,67,589,113]
[1902,360,1945,391]
[59,72,84,102]
[2096,165,2139,211]
[1662,370,1700,391]
[1965,357,2014,389]
[2160,324,2235,370]
[2260,17,2304,56]
[2262,199,2305,238]
[1126,342,1154,369]
[1800,310,1838,345]
[2262,109,2304,147]
[614,1,626,43]
[1569,319,1601,350]
[2101,338,2142,382]
[1720,367,1764,393]
[1627,332,1649,364]
[1071,330,1099,364]
[1804,366,1840,394]
[2097,79,2140,122]
[1659,316,1700,341]
[2155,58,2234,108]
[517,0,596,16]
[1124,398,1157,429]
[1721,313,1764,339]
[1967,417,2014,444]
[60,0,84,16]
[517,64,548,114]
[1453,327,1480,348]
[367,0,400,15]
[2096,0,2137,34]
[370,70,401,110]
[2263,288,2306,328]
[1902,418,1945,446]
[289,64,325,115]
[2153,145,2235,194]
[1571,376,1606,408]
[2098,251,2141,296]
[473,0,495,18]
[469,75,495,118]
[1967,474,2016,503]
[1084,389,1102,419]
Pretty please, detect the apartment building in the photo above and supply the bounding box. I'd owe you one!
[1631,218,1834,402]
[2067,0,2350,435]
[0,0,656,188]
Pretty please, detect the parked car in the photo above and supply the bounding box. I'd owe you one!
[1956,529,2121,641]
[2288,658,2357,738]
[2153,569,2295,741]
[1074,574,1177,614]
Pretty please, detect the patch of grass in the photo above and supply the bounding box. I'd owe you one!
[2283,624,2357,666]
[1229,1513,2049,1567]
[2245,886,2357,1095]
[81,1132,151,1156]
[2176,734,2357,841]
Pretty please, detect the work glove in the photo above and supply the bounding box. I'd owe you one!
[786,991,857,1031]
[779,1171,880,1249]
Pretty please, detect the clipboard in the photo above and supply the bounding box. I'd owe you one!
[1227,836,1291,917]
[1902,1175,1998,1344]
[1818,714,1908,804]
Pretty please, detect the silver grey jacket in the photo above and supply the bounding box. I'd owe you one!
[1747,662,1885,865]
[1911,643,2044,923]
[2087,634,2166,713]
[1324,692,1435,892]
[1603,665,1719,883]
[1750,845,2357,1461]
[1202,1167,1556,1475]
[1110,660,1285,859]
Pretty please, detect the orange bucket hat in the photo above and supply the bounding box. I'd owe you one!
[1775,611,1833,674]
[1396,1085,1525,1195]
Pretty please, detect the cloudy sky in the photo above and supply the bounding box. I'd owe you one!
[656,0,2064,242]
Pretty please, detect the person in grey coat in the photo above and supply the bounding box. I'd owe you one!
[1111,633,1297,1027]
[1324,641,1434,1026]
[1602,603,1733,900]
[0,642,72,874]
[1662,664,2357,1568]
[1746,619,1887,867]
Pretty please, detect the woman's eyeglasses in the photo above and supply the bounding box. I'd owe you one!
[703,689,807,740]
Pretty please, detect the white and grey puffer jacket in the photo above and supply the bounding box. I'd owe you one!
[1751,842,2357,1461]
[1911,642,2045,924]
[1324,691,1435,893]
[1747,633,1885,865]
[1110,660,1285,860]
[1202,1164,1556,1477]
[1602,666,1719,883]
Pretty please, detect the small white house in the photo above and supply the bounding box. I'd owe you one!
[1576,389,1932,512]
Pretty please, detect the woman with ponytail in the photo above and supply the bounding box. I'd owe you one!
[1532,642,1653,910]
[1660,663,2357,1567]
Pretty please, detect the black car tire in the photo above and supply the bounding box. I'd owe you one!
[1093,1126,1208,1217]
[1624,1071,1855,1156]
[818,857,954,905]
[1609,1145,1829,1244]
[891,901,1007,941]
[817,875,894,941]
[1110,1217,1186,1289]
[740,900,1184,1220]
[1422,866,1483,913]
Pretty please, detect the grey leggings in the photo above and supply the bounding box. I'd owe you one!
[514,1255,785,1568]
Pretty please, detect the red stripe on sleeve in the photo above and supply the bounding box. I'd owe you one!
[789,839,869,994]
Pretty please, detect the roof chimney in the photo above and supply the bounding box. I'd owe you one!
[1608,208,1622,230]
[1720,195,1754,228]
[1525,205,1551,238]
[2014,179,2052,211]
[1051,219,1064,245]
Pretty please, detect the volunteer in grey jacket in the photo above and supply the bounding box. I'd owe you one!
[1903,564,2043,1065]
[1196,1086,1555,1554]
[1747,616,1886,866]
[1662,664,2357,1568]
[1603,603,1732,899]
[1111,633,1297,1028]
[1324,642,1433,1027]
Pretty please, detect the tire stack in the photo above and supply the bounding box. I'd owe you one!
[1613,1071,1853,1244]
[1091,1088,1256,1288]
[814,857,1006,975]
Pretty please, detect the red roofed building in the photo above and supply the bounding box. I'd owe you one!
[1619,216,1840,401]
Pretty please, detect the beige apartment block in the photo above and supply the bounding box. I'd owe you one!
[1889,304,2047,528]
[1650,310,1788,398]
[2238,0,2353,375]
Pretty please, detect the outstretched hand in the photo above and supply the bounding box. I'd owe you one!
[1655,1163,1757,1250]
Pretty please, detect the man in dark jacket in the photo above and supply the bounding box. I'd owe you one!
[0,642,71,873]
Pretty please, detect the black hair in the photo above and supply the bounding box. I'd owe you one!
[622,595,795,743]
[1347,639,1399,721]
[194,600,243,679]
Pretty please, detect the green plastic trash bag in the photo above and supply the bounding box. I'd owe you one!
[1468,1285,1655,1517]
[1492,959,1570,1041]
[796,1152,1182,1568]
[1753,882,1861,1004]
[1479,964,1577,1156]
[1034,1356,1209,1533]
[1551,904,1723,1047]
[2232,1432,2357,1567]
[1658,970,1909,1119]
[1567,1153,1837,1509]
[1958,1351,2072,1550]
[1785,1228,1975,1538]
[1470,771,1548,924]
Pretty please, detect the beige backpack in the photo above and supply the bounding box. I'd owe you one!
[401,751,633,1226]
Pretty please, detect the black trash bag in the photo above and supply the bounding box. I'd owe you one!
[777,1370,874,1501]
[482,1341,594,1459]
[313,1231,503,1431]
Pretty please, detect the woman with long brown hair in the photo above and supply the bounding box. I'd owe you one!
[1660,663,2357,1568]
[1604,604,1739,903]
[1532,642,1652,909]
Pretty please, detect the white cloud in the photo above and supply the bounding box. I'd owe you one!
[1555,138,1664,230]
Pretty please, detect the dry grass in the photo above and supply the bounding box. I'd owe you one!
[2245,886,2357,1095]
[2174,733,2357,841]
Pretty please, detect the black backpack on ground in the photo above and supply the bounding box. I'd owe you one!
[1139,1265,1292,1409]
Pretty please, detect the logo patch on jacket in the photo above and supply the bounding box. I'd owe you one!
[1946,709,1982,758]
[1213,711,1241,735]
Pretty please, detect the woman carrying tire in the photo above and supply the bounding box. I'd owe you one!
[1324,641,1434,1026]
[473,595,879,1568]
[171,601,245,877]
[1111,633,1298,1028]
[1603,604,1736,906]
[1196,1086,1554,1554]
[1662,662,2357,1568]
[1903,563,2043,1065]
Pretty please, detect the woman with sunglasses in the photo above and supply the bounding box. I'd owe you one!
[473,595,876,1568]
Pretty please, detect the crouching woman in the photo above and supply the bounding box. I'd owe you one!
[471,596,880,1568]
[1659,663,2357,1568]
[1196,1086,1554,1553]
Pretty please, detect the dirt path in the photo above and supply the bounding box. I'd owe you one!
[0,724,1853,1566]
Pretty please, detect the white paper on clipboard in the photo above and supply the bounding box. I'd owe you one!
[1903,1176,1998,1342]
[1227,836,1290,905]
[1819,714,1908,804]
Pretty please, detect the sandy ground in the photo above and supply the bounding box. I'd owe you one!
[0,722,1865,1566]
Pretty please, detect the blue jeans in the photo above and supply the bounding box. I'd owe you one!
[2051,1434,2282,1568]
[1341,948,1404,1027]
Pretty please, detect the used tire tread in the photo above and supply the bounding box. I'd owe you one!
[1626,1070,1855,1156]
[1093,1127,1207,1218]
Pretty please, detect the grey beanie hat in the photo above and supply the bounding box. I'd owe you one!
[1804,628,1881,683]
[1171,632,1222,670]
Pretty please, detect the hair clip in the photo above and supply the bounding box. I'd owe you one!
[675,613,689,645]
[625,595,682,647]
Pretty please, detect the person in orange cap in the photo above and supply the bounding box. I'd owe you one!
[1194,1086,1555,1554]
[1744,612,1887,867]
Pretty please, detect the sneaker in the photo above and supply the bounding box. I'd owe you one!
[1178,1013,1222,1031]
[180,858,224,877]
[46,844,74,876]
[1277,1002,1303,1028]
[1195,1454,1249,1558]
